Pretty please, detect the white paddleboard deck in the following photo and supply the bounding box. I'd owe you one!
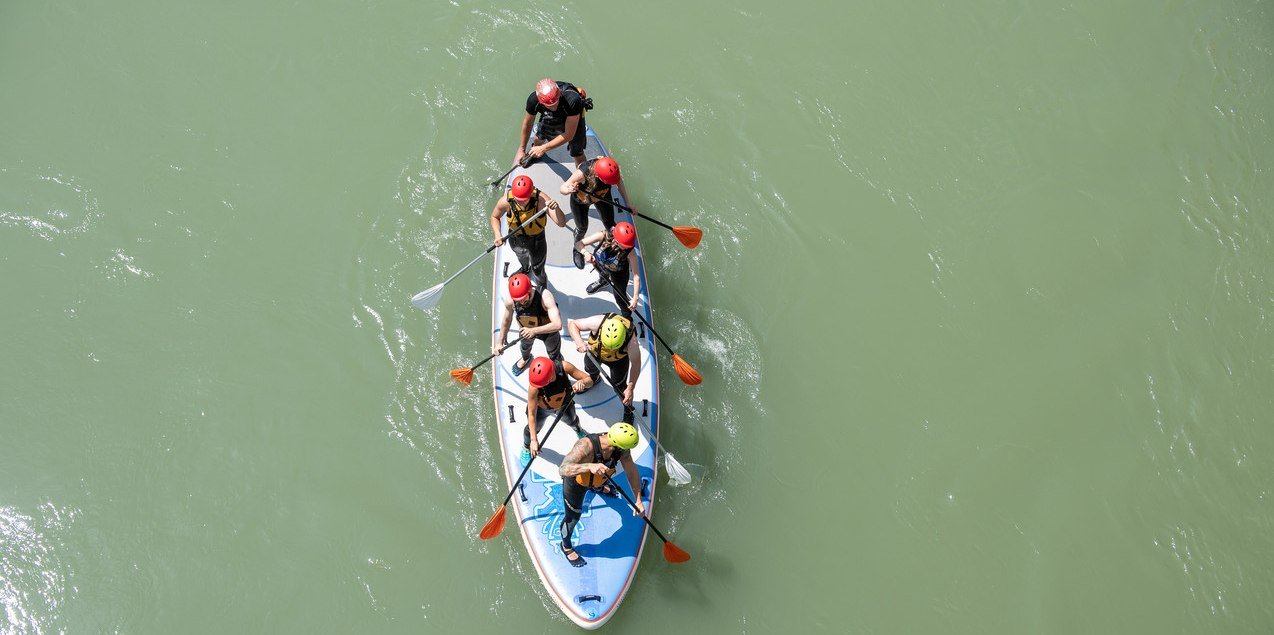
[489,125,661,629]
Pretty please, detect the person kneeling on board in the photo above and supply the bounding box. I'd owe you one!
[576,221,640,319]
[523,356,592,464]
[568,313,640,424]
[557,422,645,568]
[516,77,591,170]
[560,156,633,269]
[496,273,564,374]
[489,174,565,288]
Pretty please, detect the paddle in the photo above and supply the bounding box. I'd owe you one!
[583,350,693,485]
[599,280,702,385]
[606,475,691,563]
[450,337,524,386]
[410,207,548,311]
[488,154,535,188]
[479,393,576,540]
[575,189,702,249]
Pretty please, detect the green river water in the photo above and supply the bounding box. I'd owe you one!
[3,1,1273,632]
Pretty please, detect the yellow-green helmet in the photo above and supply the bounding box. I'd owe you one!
[607,422,639,450]
[599,316,628,351]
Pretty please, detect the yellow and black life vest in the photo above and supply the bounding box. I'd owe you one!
[587,312,634,363]
[506,189,546,237]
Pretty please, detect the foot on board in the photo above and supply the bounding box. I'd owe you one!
[561,544,587,568]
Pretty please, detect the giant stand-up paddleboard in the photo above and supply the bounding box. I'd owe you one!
[490,125,660,629]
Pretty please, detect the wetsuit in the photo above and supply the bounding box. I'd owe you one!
[524,81,588,159]
[513,287,562,362]
[560,433,628,554]
[568,157,617,243]
[524,360,581,449]
[505,189,548,287]
[590,241,634,319]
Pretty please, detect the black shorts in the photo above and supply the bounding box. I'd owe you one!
[536,119,587,159]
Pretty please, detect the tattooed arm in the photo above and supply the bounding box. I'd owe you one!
[559,438,594,478]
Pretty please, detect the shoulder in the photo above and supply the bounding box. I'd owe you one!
[561,90,585,115]
[525,93,540,114]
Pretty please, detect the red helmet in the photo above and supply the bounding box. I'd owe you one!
[594,157,620,185]
[508,273,532,301]
[528,356,555,388]
[510,175,534,200]
[613,222,636,249]
[535,78,559,107]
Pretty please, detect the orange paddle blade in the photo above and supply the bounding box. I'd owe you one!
[662,541,691,563]
[449,367,475,386]
[672,354,702,386]
[478,505,506,540]
[672,226,702,249]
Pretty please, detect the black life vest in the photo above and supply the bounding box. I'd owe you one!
[506,188,546,237]
[536,359,572,410]
[573,433,627,487]
[515,287,550,329]
[573,157,613,205]
[587,312,634,363]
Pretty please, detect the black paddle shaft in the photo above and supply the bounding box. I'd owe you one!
[604,475,669,543]
[600,279,678,356]
[575,189,676,232]
[468,337,524,372]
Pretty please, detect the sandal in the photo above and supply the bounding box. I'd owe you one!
[561,544,587,568]
[511,358,529,377]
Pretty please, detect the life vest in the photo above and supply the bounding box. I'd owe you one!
[573,158,613,205]
[573,433,627,487]
[515,287,550,329]
[536,359,572,410]
[591,242,632,275]
[506,188,546,237]
[587,312,634,363]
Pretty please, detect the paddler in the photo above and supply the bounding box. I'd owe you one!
[495,273,563,374]
[489,174,565,288]
[560,156,634,269]
[576,221,640,318]
[523,356,592,464]
[568,312,640,424]
[556,422,645,568]
[516,77,591,170]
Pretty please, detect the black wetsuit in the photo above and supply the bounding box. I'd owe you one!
[560,433,628,552]
[513,287,562,363]
[590,242,634,320]
[524,360,581,449]
[568,157,617,242]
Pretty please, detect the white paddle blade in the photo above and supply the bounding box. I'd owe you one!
[664,454,692,486]
[411,284,445,311]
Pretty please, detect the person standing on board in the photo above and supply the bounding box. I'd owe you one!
[576,222,640,319]
[568,312,640,424]
[557,422,645,568]
[560,156,634,269]
[489,174,564,288]
[515,78,590,170]
[523,356,592,464]
[495,273,563,375]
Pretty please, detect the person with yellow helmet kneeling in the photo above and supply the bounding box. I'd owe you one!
[556,422,645,567]
[568,312,641,424]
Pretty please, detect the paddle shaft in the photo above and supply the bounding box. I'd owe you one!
[468,337,524,372]
[489,155,535,187]
[439,207,548,288]
[574,189,677,232]
[496,393,576,509]
[605,475,670,542]
[600,279,678,356]
[582,350,671,458]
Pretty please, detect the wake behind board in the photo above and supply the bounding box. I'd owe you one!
[490,125,661,629]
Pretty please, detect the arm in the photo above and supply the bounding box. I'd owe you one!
[575,230,605,258]
[563,360,593,393]
[559,438,594,478]
[536,290,562,337]
[568,315,604,353]
[526,386,540,456]
[538,191,566,227]
[490,200,508,246]
[496,299,514,354]
[532,113,580,157]
[560,169,584,195]
[515,112,535,165]
[626,336,641,386]
[625,251,641,311]
[620,453,645,515]
[616,177,635,213]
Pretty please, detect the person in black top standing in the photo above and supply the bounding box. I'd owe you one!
[515,78,589,170]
